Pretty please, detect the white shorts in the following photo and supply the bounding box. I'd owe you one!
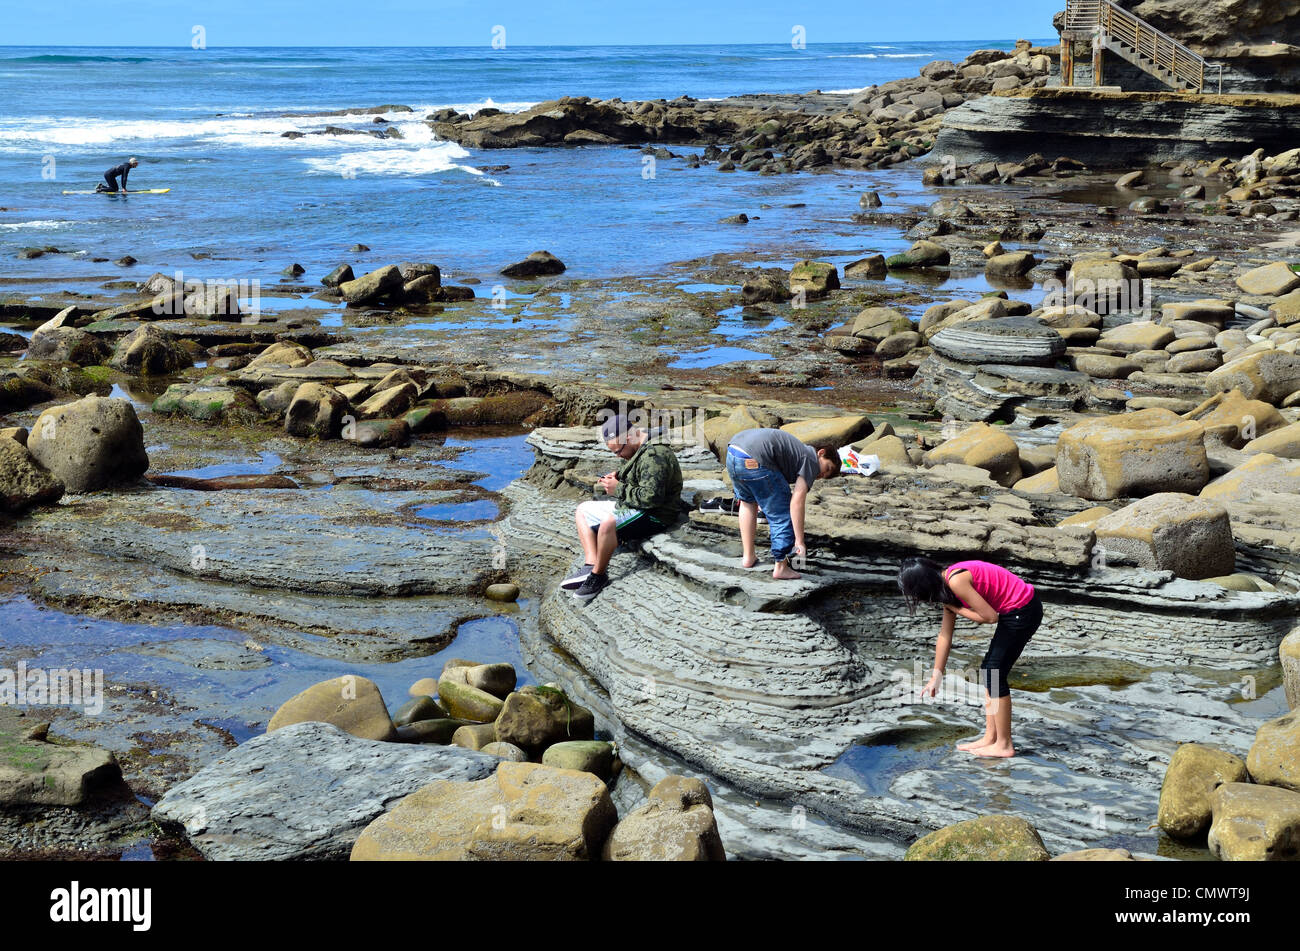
[577,499,647,530]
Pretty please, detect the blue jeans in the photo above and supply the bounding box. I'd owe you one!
[726,448,794,562]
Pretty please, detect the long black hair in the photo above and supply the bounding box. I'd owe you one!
[898,556,962,614]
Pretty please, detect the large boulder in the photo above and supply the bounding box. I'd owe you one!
[1038,304,1103,330]
[849,307,912,344]
[1183,388,1287,441]
[923,422,1022,487]
[1056,409,1208,501]
[1283,628,1300,711]
[321,263,354,287]
[1096,322,1175,354]
[151,382,257,422]
[267,674,396,742]
[788,260,840,298]
[1093,493,1234,579]
[1207,782,1300,861]
[247,341,313,369]
[26,396,148,493]
[0,723,124,808]
[435,678,504,723]
[886,239,950,269]
[602,776,725,861]
[1067,258,1141,314]
[283,382,349,438]
[339,265,404,305]
[1200,452,1300,504]
[985,250,1037,282]
[1072,352,1139,379]
[350,762,617,861]
[108,325,193,375]
[541,740,617,780]
[26,327,111,366]
[740,271,792,303]
[355,382,417,420]
[1243,421,1300,458]
[183,282,242,320]
[930,318,1065,366]
[1247,711,1300,793]
[440,660,517,699]
[0,437,64,513]
[1207,351,1300,405]
[1161,299,1235,328]
[780,415,873,446]
[492,685,595,754]
[701,405,780,458]
[501,250,566,279]
[904,814,1050,861]
[151,722,496,860]
[1157,743,1250,840]
[1235,261,1300,297]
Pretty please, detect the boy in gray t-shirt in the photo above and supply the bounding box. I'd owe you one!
[725,428,840,579]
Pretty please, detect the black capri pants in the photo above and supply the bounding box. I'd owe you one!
[979,591,1042,698]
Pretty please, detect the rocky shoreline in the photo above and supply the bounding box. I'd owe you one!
[3,39,1300,861]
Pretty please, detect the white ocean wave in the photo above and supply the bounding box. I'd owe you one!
[302,138,482,177]
[826,53,931,59]
[0,220,70,231]
[0,99,538,153]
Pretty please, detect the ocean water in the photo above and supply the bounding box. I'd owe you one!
[0,42,1050,290]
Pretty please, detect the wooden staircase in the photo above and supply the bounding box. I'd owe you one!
[1059,0,1212,92]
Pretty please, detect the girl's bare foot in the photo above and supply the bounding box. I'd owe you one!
[956,736,995,752]
[972,744,1016,758]
[741,556,758,569]
[772,560,802,580]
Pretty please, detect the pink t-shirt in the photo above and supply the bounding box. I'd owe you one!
[945,561,1034,614]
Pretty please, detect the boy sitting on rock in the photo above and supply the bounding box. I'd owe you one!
[561,413,683,601]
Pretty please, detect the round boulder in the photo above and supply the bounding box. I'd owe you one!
[26,395,149,493]
[1247,711,1300,793]
[1157,743,1250,840]
[1207,783,1300,861]
[0,436,64,513]
[109,325,193,375]
[904,814,1049,861]
[923,422,1023,487]
[267,674,396,742]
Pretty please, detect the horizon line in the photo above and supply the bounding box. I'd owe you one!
[0,38,1057,50]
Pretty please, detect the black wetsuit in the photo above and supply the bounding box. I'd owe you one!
[978,592,1043,698]
[100,162,132,192]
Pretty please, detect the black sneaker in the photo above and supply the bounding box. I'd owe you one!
[572,571,609,601]
[560,564,593,590]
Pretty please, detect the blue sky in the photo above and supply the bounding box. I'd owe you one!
[7,0,1063,46]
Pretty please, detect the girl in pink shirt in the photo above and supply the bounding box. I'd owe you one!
[898,556,1043,758]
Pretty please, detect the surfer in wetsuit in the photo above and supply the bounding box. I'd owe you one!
[95,157,139,193]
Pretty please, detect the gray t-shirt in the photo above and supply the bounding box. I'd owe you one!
[729,428,821,486]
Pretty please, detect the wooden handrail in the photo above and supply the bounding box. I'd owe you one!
[1063,0,1206,90]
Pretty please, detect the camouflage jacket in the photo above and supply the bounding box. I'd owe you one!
[615,439,683,525]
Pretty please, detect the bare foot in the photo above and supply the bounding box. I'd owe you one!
[772,561,802,580]
[741,556,758,569]
[956,736,995,752]
[971,744,1016,758]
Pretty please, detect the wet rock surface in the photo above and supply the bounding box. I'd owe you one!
[152,722,498,860]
